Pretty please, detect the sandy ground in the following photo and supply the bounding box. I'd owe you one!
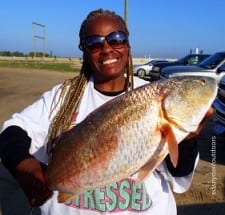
[0,67,225,215]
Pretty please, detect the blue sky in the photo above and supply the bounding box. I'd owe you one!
[1,0,225,58]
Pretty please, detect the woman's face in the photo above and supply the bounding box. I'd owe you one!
[84,15,129,84]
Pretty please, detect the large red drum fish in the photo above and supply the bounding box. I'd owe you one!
[45,76,217,203]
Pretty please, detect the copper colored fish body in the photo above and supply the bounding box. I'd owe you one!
[45,76,217,203]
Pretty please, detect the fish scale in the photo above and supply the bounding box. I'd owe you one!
[45,76,217,203]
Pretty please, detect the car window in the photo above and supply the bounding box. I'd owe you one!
[188,56,199,64]
[148,60,168,66]
[218,63,225,72]
[200,53,225,69]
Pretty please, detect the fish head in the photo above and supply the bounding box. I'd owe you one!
[161,76,217,133]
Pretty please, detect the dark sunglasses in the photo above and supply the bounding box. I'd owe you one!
[80,31,128,52]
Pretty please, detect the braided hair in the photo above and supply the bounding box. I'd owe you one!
[47,9,134,155]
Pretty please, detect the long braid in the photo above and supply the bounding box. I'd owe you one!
[126,49,134,91]
[47,67,87,155]
[47,9,134,156]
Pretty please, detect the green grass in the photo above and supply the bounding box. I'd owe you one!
[0,60,81,73]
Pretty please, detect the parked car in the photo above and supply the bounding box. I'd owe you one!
[150,54,210,80]
[133,59,169,78]
[213,76,225,134]
[160,52,225,84]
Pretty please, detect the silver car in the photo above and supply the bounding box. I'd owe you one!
[133,59,169,78]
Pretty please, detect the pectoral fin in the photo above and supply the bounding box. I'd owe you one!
[160,121,178,167]
[136,117,178,183]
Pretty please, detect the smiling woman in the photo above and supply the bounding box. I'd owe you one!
[77,10,132,92]
[0,8,205,215]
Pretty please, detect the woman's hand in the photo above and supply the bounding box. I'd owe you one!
[15,157,53,207]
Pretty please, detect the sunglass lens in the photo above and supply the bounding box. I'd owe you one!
[87,42,103,52]
[107,31,128,48]
[85,36,103,52]
[84,31,128,52]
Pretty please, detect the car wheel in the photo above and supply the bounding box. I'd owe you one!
[137,69,146,78]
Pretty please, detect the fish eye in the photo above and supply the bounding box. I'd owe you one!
[200,78,206,86]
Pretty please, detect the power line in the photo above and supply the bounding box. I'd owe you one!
[32,22,46,58]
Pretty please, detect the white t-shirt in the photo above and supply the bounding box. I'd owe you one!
[2,77,197,215]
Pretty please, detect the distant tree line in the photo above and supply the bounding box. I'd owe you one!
[0,51,50,57]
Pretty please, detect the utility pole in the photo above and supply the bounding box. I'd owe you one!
[124,0,128,25]
[32,22,46,59]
